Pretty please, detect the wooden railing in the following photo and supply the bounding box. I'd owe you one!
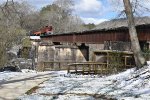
[68,62,107,74]
[67,50,135,75]
[92,50,135,67]
[39,59,135,74]
[38,50,135,74]
[40,61,75,71]
[67,61,135,75]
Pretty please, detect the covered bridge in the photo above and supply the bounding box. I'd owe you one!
[35,17,150,73]
[41,17,150,46]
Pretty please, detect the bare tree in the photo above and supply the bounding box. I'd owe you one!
[0,0,28,67]
[109,0,150,18]
[123,0,146,67]
[40,0,85,33]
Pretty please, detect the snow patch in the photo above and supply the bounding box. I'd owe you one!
[0,66,148,100]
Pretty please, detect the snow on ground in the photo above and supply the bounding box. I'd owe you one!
[17,65,150,100]
[0,71,35,82]
[0,66,150,100]
[0,69,58,83]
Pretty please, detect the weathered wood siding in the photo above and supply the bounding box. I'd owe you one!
[41,27,150,44]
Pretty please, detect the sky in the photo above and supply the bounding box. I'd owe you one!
[0,0,150,25]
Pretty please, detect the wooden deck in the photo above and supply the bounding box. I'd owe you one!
[39,50,135,75]
[68,62,107,74]
[67,50,135,75]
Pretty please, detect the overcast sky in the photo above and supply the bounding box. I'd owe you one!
[0,0,150,24]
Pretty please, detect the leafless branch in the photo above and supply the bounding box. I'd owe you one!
[117,10,126,18]
[0,0,17,20]
[138,3,150,12]
[132,0,138,13]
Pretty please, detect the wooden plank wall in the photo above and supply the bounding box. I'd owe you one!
[42,27,150,44]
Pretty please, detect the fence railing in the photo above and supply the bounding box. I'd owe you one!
[68,62,107,74]
[67,61,135,75]
[38,61,75,71]
[37,52,150,74]
[38,60,135,75]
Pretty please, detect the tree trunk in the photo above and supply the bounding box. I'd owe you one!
[123,0,146,68]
